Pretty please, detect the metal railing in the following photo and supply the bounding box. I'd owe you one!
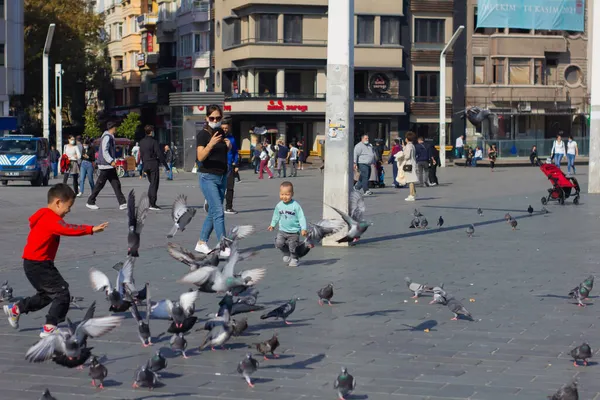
[465,96,590,113]
[411,96,453,103]
[226,92,326,100]
[469,137,589,158]
[232,38,327,46]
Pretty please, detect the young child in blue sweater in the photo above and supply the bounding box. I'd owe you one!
[268,181,307,267]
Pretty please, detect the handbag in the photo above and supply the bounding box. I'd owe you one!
[402,164,412,172]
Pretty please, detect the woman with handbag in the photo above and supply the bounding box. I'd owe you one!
[395,131,418,201]
[63,135,81,195]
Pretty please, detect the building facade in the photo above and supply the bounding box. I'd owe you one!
[464,0,589,154]
[0,0,24,133]
[213,0,408,156]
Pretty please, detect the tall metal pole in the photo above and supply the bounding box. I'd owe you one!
[439,25,464,167]
[322,0,354,247]
[42,24,56,140]
[588,1,600,193]
[55,64,63,153]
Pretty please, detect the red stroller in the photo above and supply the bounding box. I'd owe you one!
[538,160,580,205]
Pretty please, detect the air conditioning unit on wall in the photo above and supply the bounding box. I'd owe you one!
[517,102,531,112]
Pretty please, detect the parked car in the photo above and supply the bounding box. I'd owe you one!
[0,135,52,186]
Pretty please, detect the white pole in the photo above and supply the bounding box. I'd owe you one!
[322,0,354,247]
[55,64,63,153]
[588,1,600,193]
[439,25,464,167]
[42,24,56,141]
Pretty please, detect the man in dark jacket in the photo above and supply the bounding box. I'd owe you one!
[164,144,174,180]
[415,136,432,187]
[222,119,239,214]
[140,125,169,210]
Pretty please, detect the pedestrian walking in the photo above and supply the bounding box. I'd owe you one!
[251,145,260,174]
[429,145,440,185]
[455,134,465,159]
[164,145,174,180]
[222,119,239,214]
[276,139,288,178]
[140,125,169,211]
[258,144,274,179]
[395,131,418,201]
[131,142,142,178]
[49,145,60,178]
[488,144,497,171]
[551,133,565,167]
[529,145,538,166]
[86,121,128,210]
[287,142,299,177]
[389,138,402,188]
[78,138,95,197]
[195,104,232,257]
[566,135,579,175]
[63,135,81,196]
[415,136,431,187]
[297,140,305,170]
[353,134,375,195]
[266,140,276,171]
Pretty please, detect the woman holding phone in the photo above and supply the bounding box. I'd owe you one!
[194,104,232,256]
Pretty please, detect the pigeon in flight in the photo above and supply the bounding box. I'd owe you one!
[218,225,255,255]
[132,361,159,389]
[569,275,594,307]
[89,258,140,312]
[296,219,346,258]
[329,190,372,243]
[548,379,578,400]
[570,343,592,367]
[510,218,518,230]
[167,194,197,238]
[152,290,197,329]
[477,208,483,216]
[527,205,534,215]
[466,224,475,237]
[89,356,108,389]
[127,283,152,347]
[254,333,280,360]
[167,242,220,270]
[437,216,444,228]
[334,367,357,400]
[317,283,334,306]
[127,190,150,257]
[405,277,432,298]
[237,353,259,388]
[260,298,297,325]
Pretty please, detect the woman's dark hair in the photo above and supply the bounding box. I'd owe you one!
[405,131,416,143]
[144,125,154,135]
[206,104,223,117]
[68,135,75,140]
[569,135,574,140]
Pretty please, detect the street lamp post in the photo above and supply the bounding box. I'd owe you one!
[55,64,63,152]
[439,25,464,167]
[42,24,56,141]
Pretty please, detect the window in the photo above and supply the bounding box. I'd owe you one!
[115,57,123,72]
[473,58,486,84]
[130,17,139,34]
[223,19,242,48]
[534,59,544,84]
[117,23,123,39]
[493,59,505,84]
[414,71,439,100]
[179,34,192,56]
[284,70,317,96]
[256,14,278,43]
[415,18,445,43]
[233,19,241,45]
[194,32,209,53]
[256,70,277,95]
[284,15,303,44]
[380,17,400,45]
[546,58,558,85]
[357,16,374,44]
[193,78,201,92]
[0,0,4,19]
[131,52,138,70]
[0,44,4,67]
[509,58,531,84]
[565,65,583,86]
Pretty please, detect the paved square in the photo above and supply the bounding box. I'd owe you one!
[0,163,598,400]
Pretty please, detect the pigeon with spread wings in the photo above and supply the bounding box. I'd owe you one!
[329,190,372,243]
[167,194,197,238]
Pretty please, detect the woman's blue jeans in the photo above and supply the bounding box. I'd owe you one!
[566,154,576,174]
[199,172,227,243]
[554,153,564,167]
[79,160,95,194]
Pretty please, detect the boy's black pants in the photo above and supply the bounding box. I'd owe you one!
[18,260,70,326]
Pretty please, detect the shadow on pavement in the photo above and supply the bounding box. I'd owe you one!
[261,353,326,370]
[345,309,403,317]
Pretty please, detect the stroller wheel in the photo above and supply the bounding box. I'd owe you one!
[573,196,580,205]
[541,197,547,205]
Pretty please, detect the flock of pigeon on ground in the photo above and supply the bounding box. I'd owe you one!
[0,187,591,400]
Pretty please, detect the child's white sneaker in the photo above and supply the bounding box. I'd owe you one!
[40,324,57,338]
[3,303,19,329]
[195,241,211,254]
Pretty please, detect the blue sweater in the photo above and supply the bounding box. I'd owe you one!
[270,200,307,234]
[226,135,239,166]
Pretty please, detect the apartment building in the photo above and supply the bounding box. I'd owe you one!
[213,0,407,155]
[465,0,589,148]
[0,0,24,133]
[137,0,160,130]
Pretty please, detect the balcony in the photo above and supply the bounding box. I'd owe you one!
[122,33,142,52]
[410,96,453,117]
[176,1,210,26]
[222,39,327,65]
[121,0,142,16]
[146,53,160,65]
[411,0,453,13]
[137,13,158,30]
[411,44,453,64]
[466,86,569,103]
[193,52,210,69]
[490,34,568,57]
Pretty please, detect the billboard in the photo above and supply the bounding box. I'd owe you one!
[476,0,585,32]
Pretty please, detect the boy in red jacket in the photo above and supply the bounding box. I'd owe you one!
[3,183,108,337]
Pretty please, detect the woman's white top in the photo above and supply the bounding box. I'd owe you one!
[64,144,81,161]
[552,140,565,155]
[260,150,269,160]
[474,149,483,158]
[567,140,577,155]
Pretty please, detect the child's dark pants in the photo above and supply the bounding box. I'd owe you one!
[18,260,70,326]
[275,231,300,259]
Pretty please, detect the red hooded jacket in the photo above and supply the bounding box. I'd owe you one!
[22,208,94,261]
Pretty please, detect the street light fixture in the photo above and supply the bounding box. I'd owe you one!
[439,25,464,168]
[43,24,56,140]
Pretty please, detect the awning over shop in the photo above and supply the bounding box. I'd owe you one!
[151,72,177,84]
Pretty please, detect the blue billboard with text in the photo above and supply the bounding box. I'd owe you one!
[476,0,585,32]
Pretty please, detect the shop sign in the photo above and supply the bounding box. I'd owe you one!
[146,32,154,53]
[267,100,308,112]
[176,57,193,69]
[223,104,232,112]
[137,53,146,67]
[369,73,390,93]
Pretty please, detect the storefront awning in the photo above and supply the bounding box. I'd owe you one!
[151,72,177,84]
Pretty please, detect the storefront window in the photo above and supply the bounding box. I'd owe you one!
[284,70,316,98]
[355,120,390,148]
[256,70,277,96]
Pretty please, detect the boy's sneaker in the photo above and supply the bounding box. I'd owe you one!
[3,303,20,329]
[149,205,161,211]
[195,241,211,254]
[119,203,128,210]
[288,258,299,267]
[365,190,374,196]
[39,324,57,338]
[282,256,291,263]
[86,203,99,210]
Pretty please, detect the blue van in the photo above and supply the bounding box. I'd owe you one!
[0,136,52,186]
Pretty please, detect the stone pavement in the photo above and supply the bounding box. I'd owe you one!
[0,163,599,400]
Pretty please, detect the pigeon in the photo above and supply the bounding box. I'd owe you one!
[413,209,423,217]
[237,353,259,388]
[466,224,475,237]
[542,207,550,214]
[127,189,150,257]
[329,189,372,243]
[127,283,152,346]
[296,219,347,258]
[231,317,248,336]
[89,258,138,312]
[218,225,255,254]
[170,333,188,358]
[548,379,579,400]
[317,283,334,306]
[179,247,266,294]
[570,343,592,366]
[0,280,13,301]
[200,319,232,351]
[444,296,472,320]
[569,276,594,307]
[89,356,108,389]
[167,316,198,335]
[203,308,232,331]
[429,291,447,305]
[40,389,57,400]
[527,204,534,215]
[510,218,518,230]
[260,298,296,325]
[477,208,483,216]
[132,361,159,389]
[255,333,280,360]
[52,347,94,369]
[409,217,420,229]
[25,316,122,363]
[504,213,512,222]
[437,216,444,228]
[158,290,197,329]
[405,277,432,298]
[420,217,428,229]
[167,194,197,238]
[334,367,357,400]
[224,291,265,315]
[168,242,220,270]
[148,350,167,373]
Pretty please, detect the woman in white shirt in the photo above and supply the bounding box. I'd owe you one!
[566,135,579,175]
[551,134,565,167]
[258,144,273,179]
[63,135,81,195]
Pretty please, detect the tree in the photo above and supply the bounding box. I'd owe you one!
[117,113,141,140]
[83,108,102,138]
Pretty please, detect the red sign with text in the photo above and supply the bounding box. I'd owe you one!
[267,100,308,112]
[146,32,153,53]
